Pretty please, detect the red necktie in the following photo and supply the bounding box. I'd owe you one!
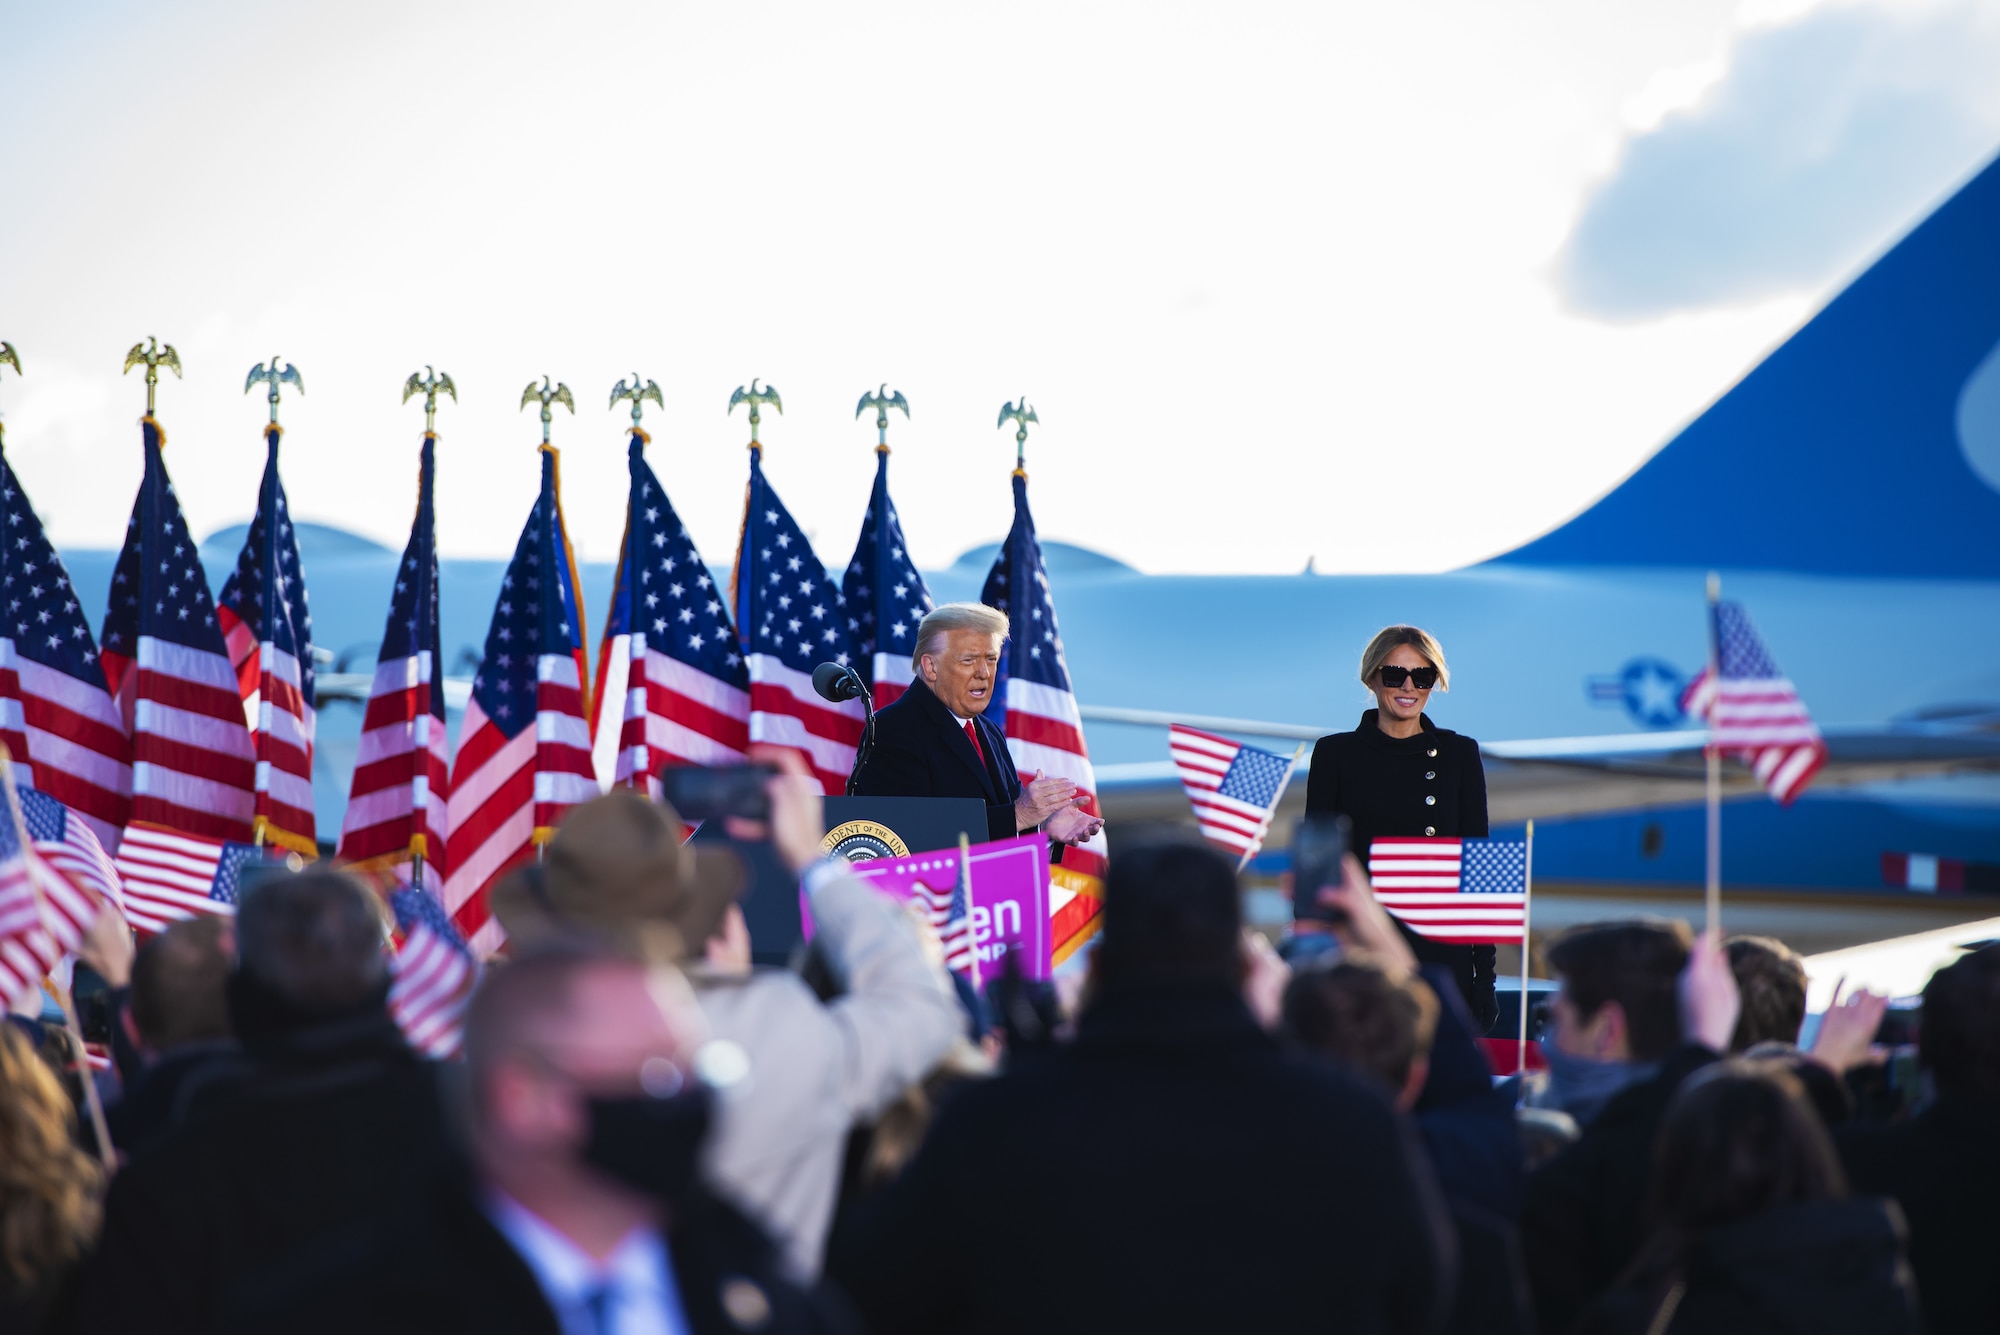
[964,719,985,768]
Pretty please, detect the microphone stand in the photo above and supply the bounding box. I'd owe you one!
[845,672,877,797]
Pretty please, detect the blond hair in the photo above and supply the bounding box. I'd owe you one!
[0,1025,102,1295]
[912,603,1010,672]
[1359,625,1450,692]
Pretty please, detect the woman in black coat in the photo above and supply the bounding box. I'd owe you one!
[1304,624,1496,1031]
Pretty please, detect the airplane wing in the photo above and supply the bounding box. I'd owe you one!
[1084,705,2000,825]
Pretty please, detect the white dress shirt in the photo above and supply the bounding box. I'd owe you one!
[485,1190,692,1335]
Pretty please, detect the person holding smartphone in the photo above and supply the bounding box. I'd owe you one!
[1304,624,1496,1030]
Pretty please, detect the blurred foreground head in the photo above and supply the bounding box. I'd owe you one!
[131,916,233,1053]
[1284,959,1439,1110]
[0,1024,102,1297]
[1724,935,1808,1052]
[1920,942,2000,1103]
[230,869,389,1040]
[1093,835,1241,992]
[1647,1062,1845,1235]
[493,790,742,964]
[463,947,719,1209]
[1547,919,1692,1063]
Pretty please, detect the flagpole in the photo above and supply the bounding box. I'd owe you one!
[1239,742,1308,875]
[0,748,114,1168]
[1519,819,1534,1083]
[1704,572,1722,936]
[960,832,980,997]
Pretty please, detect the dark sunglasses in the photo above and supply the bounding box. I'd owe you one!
[1376,665,1439,689]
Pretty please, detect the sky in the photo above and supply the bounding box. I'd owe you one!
[3,0,1999,576]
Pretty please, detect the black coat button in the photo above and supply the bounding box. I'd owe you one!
[1425,826,1435,835]
[1427,748,1437,757]
[1425,795,1436,806]
[1425,771,1435,780]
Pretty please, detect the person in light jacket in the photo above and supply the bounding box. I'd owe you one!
[494,759,962,1281]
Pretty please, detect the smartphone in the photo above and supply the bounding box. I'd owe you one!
[657,764,776,823]
[1291,814,1351,926]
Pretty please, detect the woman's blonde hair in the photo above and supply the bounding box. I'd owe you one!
[1358,625,1450,692]
[0,1024,102,1294]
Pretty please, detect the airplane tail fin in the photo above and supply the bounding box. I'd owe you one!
[1489,150,2000,579]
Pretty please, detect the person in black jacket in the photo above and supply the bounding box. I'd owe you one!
[1520,921,1742,1335]
[855,602,1102,849]
[1581,1063,1919,1335]
[227,947,850,1335]
[829,835,1454,1335]
[1305,624,1494,1028]
[1838,942,2000,1335]
[79,869,452,1335]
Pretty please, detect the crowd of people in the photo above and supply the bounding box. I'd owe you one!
[0,754,1996,1334]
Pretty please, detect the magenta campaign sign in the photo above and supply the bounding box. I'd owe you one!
[803,832,1055,981]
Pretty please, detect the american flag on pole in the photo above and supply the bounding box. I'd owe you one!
[443,446,595,957]
[113,823,263,935]
[1367,837,1528,944]
[590,428,748,793]
[215,424,317,854]
[0,444,130,850]
[1681,600,1827,805]
[1169,725,1298,862]
[0,762,111,1006]
[337,433,448,885]
[840,446,934,710]
[388,884,477,1059]
[99,417,257,844]
[981,469,1106,964]
[731,442,863,795]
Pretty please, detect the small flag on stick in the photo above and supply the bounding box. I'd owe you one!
[1169,725,1300,864]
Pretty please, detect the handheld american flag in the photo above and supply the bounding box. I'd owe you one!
[981,469,1105,965]
[590,428,748,792]
[389,885,477,1059]
[0,444,130,849]
[113,824,263,936]
[216,425,317,853]
[0,760,111,1007]
[99,418,257,843]
[1681,600,1827,805]
[1168,725,1298,862]
[731,442,863,795]
[1367,837,1528,944]
[840,446,934,710]
[443,445,596,957]
[337,433,448,884]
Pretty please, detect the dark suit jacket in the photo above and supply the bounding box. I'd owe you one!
[830,984,1454,1335]
[854,678,1023,844]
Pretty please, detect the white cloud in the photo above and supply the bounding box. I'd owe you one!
[1561,0,2000,319]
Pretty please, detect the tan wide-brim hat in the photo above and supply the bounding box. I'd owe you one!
[490,790,745,962]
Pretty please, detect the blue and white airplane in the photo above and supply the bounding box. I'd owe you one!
[40,152,2000,938]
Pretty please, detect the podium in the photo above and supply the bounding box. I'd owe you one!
[696,796,989,966]
[820,796,990,863]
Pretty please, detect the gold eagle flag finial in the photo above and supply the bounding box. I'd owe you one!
[122,336,182,417]
[521,376,575,445]
[609,373,664,429]
[997,397,1039,471]
[402,366,458,433]
[727,379,782,449]
[0,342,18,446]
[855,384,910,450]
[244,356,305,428]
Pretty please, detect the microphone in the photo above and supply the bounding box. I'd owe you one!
[811,661,866,704]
